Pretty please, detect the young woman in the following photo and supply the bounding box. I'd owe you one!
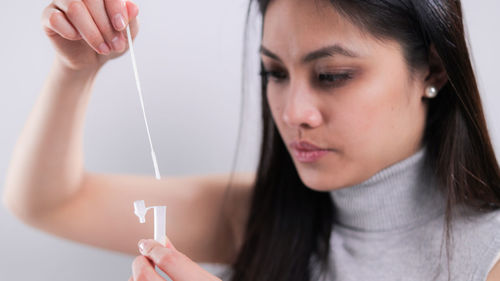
[3,0,500,280]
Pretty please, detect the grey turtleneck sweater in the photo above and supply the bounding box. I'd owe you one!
[316,145,500,281]
[204,145,500,280]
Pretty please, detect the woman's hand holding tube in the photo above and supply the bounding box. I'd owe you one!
[42,0,139,72]
[129,237,222,281]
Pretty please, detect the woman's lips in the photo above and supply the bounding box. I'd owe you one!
[292,149,329,163]
[290,141,331,163]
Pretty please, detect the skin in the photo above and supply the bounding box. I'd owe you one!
[4,0,499,280]
[260,0,500,279]
[6,0,244,280]
[261,0,442,191]
[130,238,221,281]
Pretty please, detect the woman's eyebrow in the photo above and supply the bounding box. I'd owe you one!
[259,44,359,64]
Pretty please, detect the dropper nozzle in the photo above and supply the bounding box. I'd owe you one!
[134,200,147,223]
[132,200,167,246]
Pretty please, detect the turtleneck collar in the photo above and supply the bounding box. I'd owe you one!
[329,145,445,232]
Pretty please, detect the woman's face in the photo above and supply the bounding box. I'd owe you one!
[261,0,430,191]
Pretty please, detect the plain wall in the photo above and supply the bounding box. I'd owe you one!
[0,0,498,280]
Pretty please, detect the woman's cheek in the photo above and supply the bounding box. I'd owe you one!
[267,92,285,125]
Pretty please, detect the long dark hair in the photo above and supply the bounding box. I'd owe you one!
[224,0,500,280]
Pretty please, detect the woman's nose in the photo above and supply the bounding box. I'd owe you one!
[282,83,322,129]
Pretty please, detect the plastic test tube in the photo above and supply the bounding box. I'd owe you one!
[133,200,167,246]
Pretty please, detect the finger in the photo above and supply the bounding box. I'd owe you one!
[125,0,139,21]
[127,277,133,281]
[121,1,139,49]
[138,239,221,281]
[54,0,111,55]
[42,5,81,40]
[125,0,139,39]
[126,13,139,42]
[132,255,163,281]
[83,0,126,52]
[104,0,128,31]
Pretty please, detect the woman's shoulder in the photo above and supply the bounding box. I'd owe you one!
[448,206,500,281]
[451,205,500,240]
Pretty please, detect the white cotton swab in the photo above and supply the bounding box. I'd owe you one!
[125,25,161,180]
[127,22,167,277]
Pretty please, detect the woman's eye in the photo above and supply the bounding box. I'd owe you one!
[317,73,352,85]
[259,69,353,86]
[260,69,287,82]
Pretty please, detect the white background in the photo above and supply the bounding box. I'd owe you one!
[0,0,498,280]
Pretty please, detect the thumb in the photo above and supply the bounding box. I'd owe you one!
[126,1,139,21]
[138,238,221,281]
[124,1,139,41]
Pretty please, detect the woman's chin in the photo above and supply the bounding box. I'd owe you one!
[297,171,347,192]
[291,152,350,192]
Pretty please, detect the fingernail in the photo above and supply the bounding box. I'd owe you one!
[111,36,125,51]
[138,240,150,255]
[98,42,111,55]
[114,14,127,31]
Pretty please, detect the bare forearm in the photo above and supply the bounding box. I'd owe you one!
[3,58,99,219]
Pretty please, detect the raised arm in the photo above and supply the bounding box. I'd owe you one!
[2,0,254,264]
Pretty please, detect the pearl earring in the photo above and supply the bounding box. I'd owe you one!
[425,86,438,98]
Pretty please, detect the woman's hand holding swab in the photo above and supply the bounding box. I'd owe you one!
[42,0,139,72]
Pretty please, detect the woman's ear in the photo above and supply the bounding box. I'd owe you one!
[424,44,448,91]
